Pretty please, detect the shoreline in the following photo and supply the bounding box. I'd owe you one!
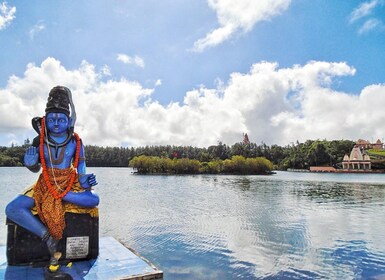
[288,168,385,174]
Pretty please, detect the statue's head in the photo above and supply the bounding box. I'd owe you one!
[45,86,71,117]
[31,86,76,136]
[42,86,77,135]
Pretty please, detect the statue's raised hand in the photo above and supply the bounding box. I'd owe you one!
[79,173,98,189]
[24,146,39,167]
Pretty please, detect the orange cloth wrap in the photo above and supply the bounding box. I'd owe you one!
[33,167,79,240]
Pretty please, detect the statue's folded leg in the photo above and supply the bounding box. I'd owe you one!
[5,194,47,238]
[63,190,99,208]
[6,194,61,269]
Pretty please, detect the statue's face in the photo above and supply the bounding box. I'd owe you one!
[46,112,69,135]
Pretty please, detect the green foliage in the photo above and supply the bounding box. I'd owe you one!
[0,143,28,166]
[129,156,201,174]
[129,155,273,175]
[366,149,385,169]
[367,149,385,157]
[201,160,224,174]
[173,158,200,174]
[0,154,22,166]
[245,157,274,174]
[85,145,134,167]
[277,139,355,170]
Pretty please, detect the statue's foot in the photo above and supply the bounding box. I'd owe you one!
[46,236,62,272]
[46,236,60,256]
[45,252,72,280]
[48,260,59,273]
[48,251,62,272]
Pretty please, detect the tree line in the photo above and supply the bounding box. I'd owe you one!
[0,139,356,170]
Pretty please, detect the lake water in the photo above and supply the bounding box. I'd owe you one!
[1,167,385,279]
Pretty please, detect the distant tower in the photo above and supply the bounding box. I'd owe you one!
[243,133,250,145]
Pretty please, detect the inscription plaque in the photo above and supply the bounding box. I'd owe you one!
[66,236,89,259]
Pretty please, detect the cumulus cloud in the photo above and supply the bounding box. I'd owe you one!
[192,0,291,52]
[117,53,145,68]
[0,1,16,30]
[1,57,385,147]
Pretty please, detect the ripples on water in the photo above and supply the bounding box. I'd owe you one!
[1,168,385,279]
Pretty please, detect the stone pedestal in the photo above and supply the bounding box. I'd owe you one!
[6,212,99,266]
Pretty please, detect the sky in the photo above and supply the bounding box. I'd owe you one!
[1,0,385,147]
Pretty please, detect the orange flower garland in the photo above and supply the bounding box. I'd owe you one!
[39,117,81,199]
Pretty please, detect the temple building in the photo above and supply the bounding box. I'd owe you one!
[372,139,383,150]
[355,139,383,150]
[341,147,371,170]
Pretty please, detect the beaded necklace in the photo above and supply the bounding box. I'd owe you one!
[39,117,81,199]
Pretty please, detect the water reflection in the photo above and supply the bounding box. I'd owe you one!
[293,182,385,205]
[1,168,385,279]
[319,239,385,279]
[233,177,252,191]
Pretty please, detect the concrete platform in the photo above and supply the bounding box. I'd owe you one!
[0,236,163,280]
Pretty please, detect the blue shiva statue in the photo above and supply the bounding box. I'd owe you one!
[5,86,99,271]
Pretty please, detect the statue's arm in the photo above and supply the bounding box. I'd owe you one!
[62,141,100,208]
[24,146,41,173]
[77,142,98,188]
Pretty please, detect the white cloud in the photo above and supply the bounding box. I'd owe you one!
[101,65,111,76]
[116,53,145,68]
[192,0,291,52]
[29,21,45,40]
[349,0,385,34]
[2,57,385,147]
[0,2,16,30]
[358,18,383,34]
[349,0,379,23]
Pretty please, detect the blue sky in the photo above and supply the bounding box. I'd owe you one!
[1,0,385,147]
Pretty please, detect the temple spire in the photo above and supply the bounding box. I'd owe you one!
[243,133,250,145]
